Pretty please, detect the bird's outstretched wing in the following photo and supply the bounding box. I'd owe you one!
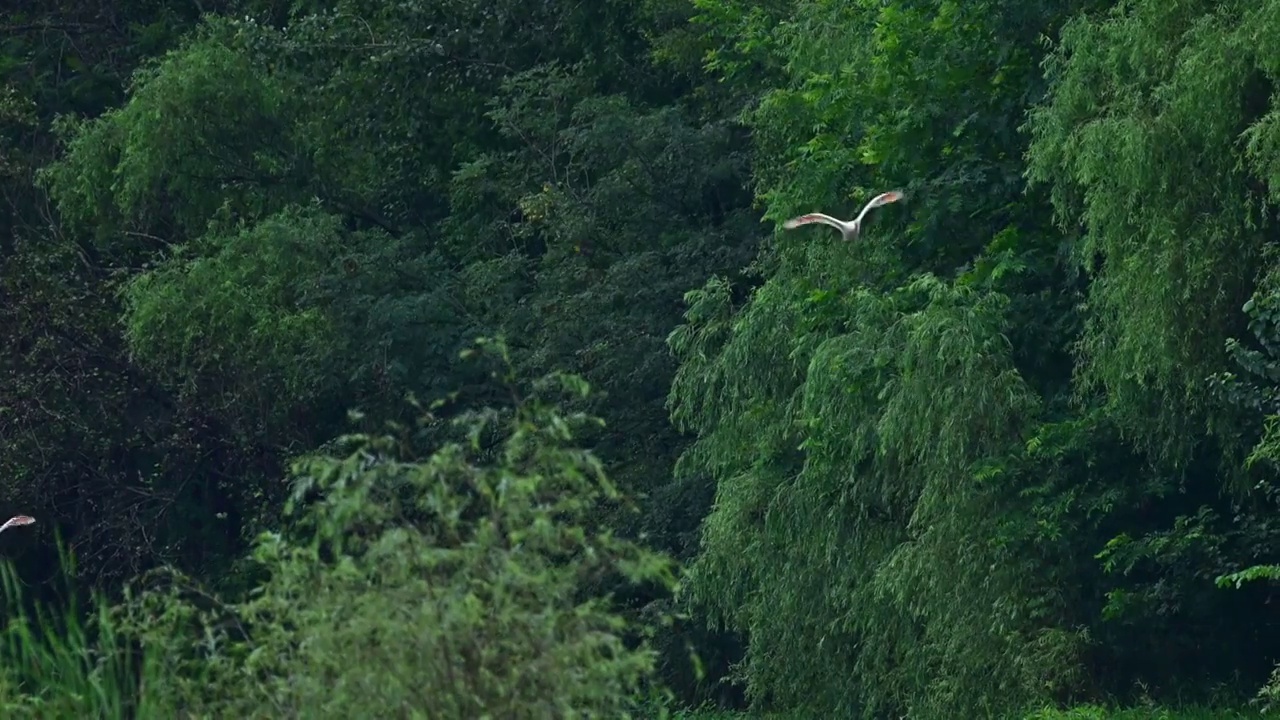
[0,515,34,534]
[782,212,846,230]
[853,189,905,224]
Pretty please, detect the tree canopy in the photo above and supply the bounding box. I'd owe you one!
[4,0,1280,718]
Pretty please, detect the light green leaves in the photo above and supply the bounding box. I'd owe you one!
[121,207,345,407]
[1025,0,1276,460]
[42,29,296,246]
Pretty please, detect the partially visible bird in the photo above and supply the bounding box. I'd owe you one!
[0,515,34,534]
[782,190,905,241]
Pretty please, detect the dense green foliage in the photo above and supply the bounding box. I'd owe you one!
[0,353,679,717]
[5,0,1280,717]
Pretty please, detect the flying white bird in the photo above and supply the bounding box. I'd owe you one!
[0,515,34,534]
[782,190,905,241]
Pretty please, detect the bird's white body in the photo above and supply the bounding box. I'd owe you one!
[782,190,904,241]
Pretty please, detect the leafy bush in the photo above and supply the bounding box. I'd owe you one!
[0,346,678,718]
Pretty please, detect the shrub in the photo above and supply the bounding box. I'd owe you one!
[0,345,678,718]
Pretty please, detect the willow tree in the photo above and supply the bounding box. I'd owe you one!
[1024,0,1280,700]
[670,0,1280,714]
[1025,0,1276,466]
[668,0,1100,716]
